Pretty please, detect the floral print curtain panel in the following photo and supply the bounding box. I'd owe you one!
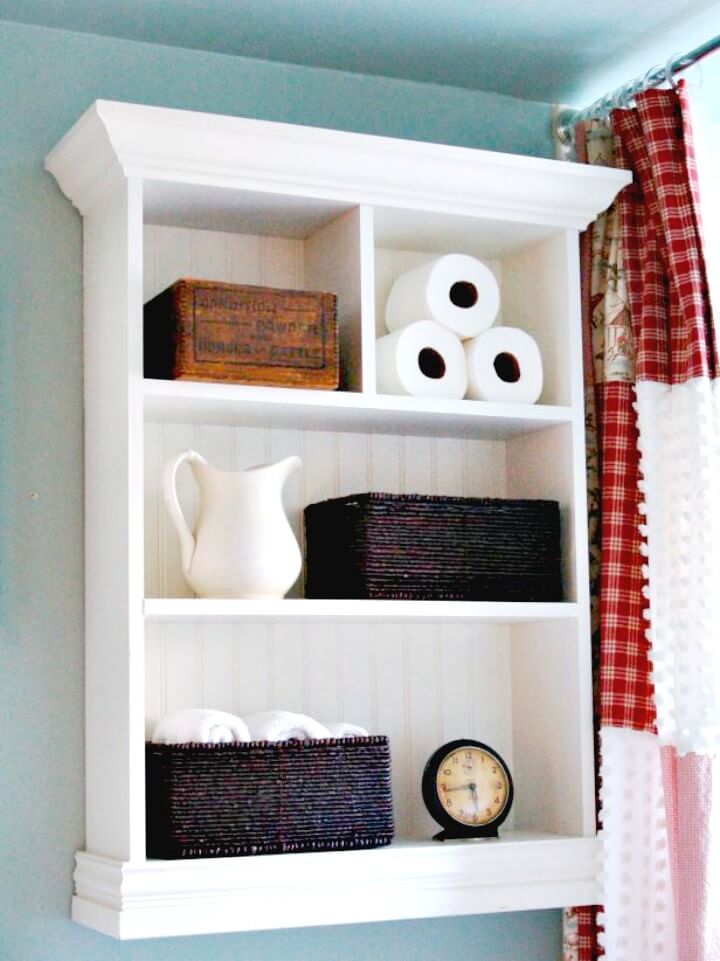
[565,81,720,961]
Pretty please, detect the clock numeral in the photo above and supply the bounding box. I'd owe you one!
[494,797,501,805]
[452,755,459,765]
[472,814,479,823]
[485,808,492,816]
[443,767,452,775]
[495,781,503,789]
[446,798,453,807]
[491,766,497,773]
[465,751,472,759]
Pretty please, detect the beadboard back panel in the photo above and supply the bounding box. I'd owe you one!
[144,420,510,839]
[144,217,367,391]
[143,222,515,838]
[144,224,306,302]
[144,422,508,598]
[144,618,513,839]
[140,223,573,839]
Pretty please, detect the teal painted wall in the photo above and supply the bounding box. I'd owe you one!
[0,19,561,961]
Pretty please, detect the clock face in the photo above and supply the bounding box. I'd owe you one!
[435,745,510,827]
[422,739,513,836]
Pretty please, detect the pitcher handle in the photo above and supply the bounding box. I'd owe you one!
[163,450,207,576]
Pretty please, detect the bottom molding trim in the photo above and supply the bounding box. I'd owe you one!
[72,833,601,939]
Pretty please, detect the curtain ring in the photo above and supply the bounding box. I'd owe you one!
[612,80,631,109]
[623,78,640,106]
[642,65,659,91]
[664,54,679,89]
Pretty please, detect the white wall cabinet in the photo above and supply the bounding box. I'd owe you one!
[46,101,630,940]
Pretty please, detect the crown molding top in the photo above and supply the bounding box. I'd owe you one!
[45,99,631,227]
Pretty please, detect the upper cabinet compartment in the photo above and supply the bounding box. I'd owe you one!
[142,200,368,393]
[45,99,631,414]
[372,208,579,408]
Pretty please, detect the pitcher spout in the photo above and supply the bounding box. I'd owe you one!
[274,455,302,486]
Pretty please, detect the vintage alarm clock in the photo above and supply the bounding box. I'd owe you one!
[421,738,513,840]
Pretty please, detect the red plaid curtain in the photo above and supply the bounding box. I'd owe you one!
[569,81,717,961]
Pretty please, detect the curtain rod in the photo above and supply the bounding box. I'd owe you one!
[556,33,720,145]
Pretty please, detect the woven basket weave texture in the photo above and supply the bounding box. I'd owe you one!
[304,493,563,601]
[146,736,394,859]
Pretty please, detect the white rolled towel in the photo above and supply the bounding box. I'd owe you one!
[325,722,369,739]
[244,710,331,742]
[151,708,250,745]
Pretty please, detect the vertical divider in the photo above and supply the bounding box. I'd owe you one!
[501,231,574,408]
[563,227,597,834]
[305,206,367,394]
[358,205,377,395]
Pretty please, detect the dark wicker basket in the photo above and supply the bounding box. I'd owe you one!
[146,736,394,859]
[304,493,563,601]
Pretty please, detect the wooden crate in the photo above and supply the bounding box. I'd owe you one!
[144,278,339,389]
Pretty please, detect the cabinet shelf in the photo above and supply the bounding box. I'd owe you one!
[144,378,577,439]
[144,597,580,623]
[72,833,601,940]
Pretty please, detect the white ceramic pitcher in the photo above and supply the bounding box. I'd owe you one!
[163,450,302,599]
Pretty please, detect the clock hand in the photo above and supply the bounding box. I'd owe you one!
[444,782,475,792]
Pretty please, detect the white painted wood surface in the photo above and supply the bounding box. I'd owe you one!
[305,206,367,391]
[144,376,576,436]
[143,598,580,621]
[45,100,630,229]
[82,178,147,863]
[43,99,631,939]
[72,835,602,939]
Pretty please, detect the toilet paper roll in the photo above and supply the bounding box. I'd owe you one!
[385,254,499,339]
[376,320,468,399]
[464,327,543,404]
